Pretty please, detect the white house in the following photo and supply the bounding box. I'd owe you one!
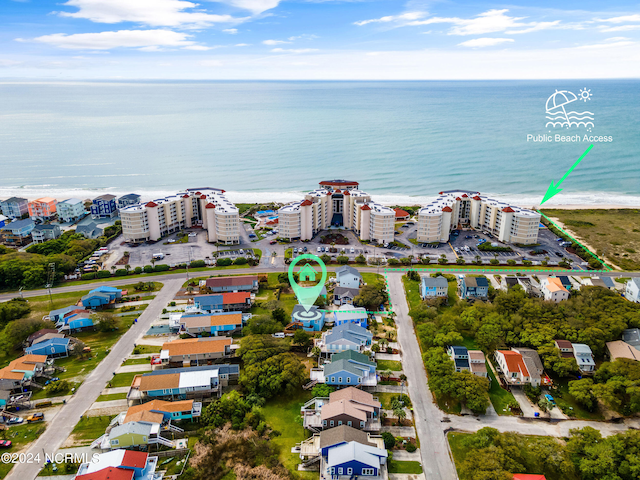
[542,277,569,303]
[336,266,363,290]
[626,278,640,303]
[494,350,540,387]
[572,343,595,373]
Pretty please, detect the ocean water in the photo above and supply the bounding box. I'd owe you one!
[0,80,638,206]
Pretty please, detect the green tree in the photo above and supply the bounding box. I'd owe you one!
[293,329,311,348]
[381,432,396,449]
[311,383,334,397]
[568,379,597,412]
[96,312,118,332]
[236,335,290,364]
[354,283,388,311]
[240,353,306,399]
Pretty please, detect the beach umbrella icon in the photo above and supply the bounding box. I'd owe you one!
[546,90,578,127]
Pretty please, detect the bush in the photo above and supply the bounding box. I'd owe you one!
[388,258,400,265]
[507,259,516,266]
[405,442,417,453]
[355,254,366,264]
[478,243,512,252]
[46,379,71,395]
[134,266,143,274]
[190,260,206,268]
[337,255,349,264]
[143,265,153,273]
[381,432,396,449]
[522,260,532,266]
[233,257,248,265]
[217,258,232,266]
[153,264,170,272]
[456,257,465,265]
[81,272,96,280]
[96,270,111,278]
[114,269,128,276]
[489,258,499,265]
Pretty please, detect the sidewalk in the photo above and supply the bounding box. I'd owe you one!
[115,364,152,374]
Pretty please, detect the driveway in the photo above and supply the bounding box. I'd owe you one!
[6,278,184,480]
[387,273,458,480]
[510,387,538,418]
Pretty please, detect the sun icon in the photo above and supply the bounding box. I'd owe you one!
[579,88,592,102]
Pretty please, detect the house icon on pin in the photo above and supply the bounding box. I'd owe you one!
[299,264,318,282]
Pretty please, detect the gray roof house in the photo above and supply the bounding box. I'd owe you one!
[76,221,105,239]
[336,265,363,290]
[333,287,361,305]
[32,224,63,243]
[420,276,448,298]
[322,323,373,354]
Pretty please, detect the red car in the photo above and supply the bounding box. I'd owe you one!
[269,240,277,245]
[0,440,12,448]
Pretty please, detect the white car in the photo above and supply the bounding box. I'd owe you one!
[188,232,197,237]
[168,239,176,243]
[317,247,322,252]
[350,247,355,254]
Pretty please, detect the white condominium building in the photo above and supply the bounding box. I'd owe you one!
[120,188,239,244]
[417,190,540,245]
[278,180,395,244]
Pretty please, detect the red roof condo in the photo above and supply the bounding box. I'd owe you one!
[300,200,313,206]
[344,191,350,196]
[462,194,468,197]
[502,207,515,213]
[205,203,216,209]
[442,206,453,212]
[121,451,149,468]
[145,201,158,208]
[361,205,371,211]
[473,196,481,200]
[182,194,190,198]
[200,195,207,200]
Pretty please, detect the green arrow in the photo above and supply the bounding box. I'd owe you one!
[541,144,593,205]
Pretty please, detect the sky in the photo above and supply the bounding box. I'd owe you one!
[2,0,640,79]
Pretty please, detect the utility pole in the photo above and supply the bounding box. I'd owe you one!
[45,263,55,307]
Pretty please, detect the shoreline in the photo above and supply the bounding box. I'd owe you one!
[1,187,639,210]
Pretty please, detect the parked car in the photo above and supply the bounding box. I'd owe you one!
[0,440,11,448]
[26,413,44,423]
[317,247,322,252]
[269,240,277,245]
[350,247,355,254]
[7,417,23,425]
[303,247,308,252]
[272,332,285,338]
[293,248,298,254]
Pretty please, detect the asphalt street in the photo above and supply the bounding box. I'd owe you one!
[5,278,184,480]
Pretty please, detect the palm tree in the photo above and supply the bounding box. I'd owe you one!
[395,407,406,423]
[186,285,194,295]
[381,369,393,380]
[124,264,131,274]
[111,265,116,274]
[150,258,156,267]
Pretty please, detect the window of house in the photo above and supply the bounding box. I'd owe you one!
[362,468,374,476]
[330,420,334,427]
[331,377,335,383]
[346,377,351,383]
[347,468,353,475]
[323,420,327,426]
[338,420,342,426]
[347,421,352,427]
[331,468,335,475]
[338,468,343,475]
[111,439,119,445]
[338,377,342,383]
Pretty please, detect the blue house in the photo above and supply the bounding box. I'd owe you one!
[420,276,448,298]
[326,441,387,477]
[117,193,142,209]
[324,350,377,387]
[91,194,118,219]
[0,197,28,219]
[0,215,6,229]
[192,293,252,313]
[48,305,83,323]
[130,364,240,403]
[81,286,122,309]
[178,312,243,336]
[447,345,470,372]
[291,304,326,332]
[26,337,70,358]
[460,276,489,299]
[0,218,35,245]
[334,305,368,328]
[324,323,373,354]
[61,314,95,333]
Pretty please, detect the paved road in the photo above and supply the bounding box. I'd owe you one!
[6,278,184,480]
[387,273,458,480]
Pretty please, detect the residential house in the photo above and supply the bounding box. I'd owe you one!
[297,425,385,472]
[512,347,545,383]
[325,440,387,478]
[82,286,123,309]
[334,305,368,328]
[59,314,94,333]
[291,304,326,332]
[191,292,252,313]
[333,287,360,306]
[159,337,233,367]
[76,221,105,239]
[0,215,7,229]
[420,276,448,299]
[31,224,62,243]
[447,346,470,372]
[622,328,640,349]
[117,194,142,210]
[104,422,165,450]
[26,328,59,345]
[606,340,640,362]
[0,197,28,219]
[74,450,160,480]
[177,312,243,336]
[0,355,48,392]
[127,364,239,405]
[301,387,381,432]
[554,340,574,358]
[57,198,85,223]
[590,276,615,289]
[460,276,489,300]
[47,305,86,324]
[322,350,377,387]
[91,194,118,219]
[494,350,540,387]
[394,209,409,221]
[28,197,57,219]
[542,277,569,302]
[0,218,35,246]
[468,350,487,378]
[124,399,201,423]
[504,276,519,290]
[556,276,573,290]
[320,323,373,354]
[626,278,640,303]
[26,337,70,358]
[203,275,259,293]
[572,343,595,373]
[336,265,363,290]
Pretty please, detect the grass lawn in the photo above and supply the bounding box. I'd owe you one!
[260,390,316,480]
[108,371,139,388]
[96,392,128,401]
[374,392,409,410]
[31,381,81,400]
[122,356,151,366]
[487,363,518,416]
[133,345,162,354]
[376,360,403,371]
[0,423,47,478]
[388,461,423,474]
[541,208,640,270]
[402,277,422,312]
[461,337,481,350]
[70,415,114,445]
[183,271,254,288]
[361,272,384,285]
[552,378,604,420]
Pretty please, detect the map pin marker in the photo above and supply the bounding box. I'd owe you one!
[288,253,327,313]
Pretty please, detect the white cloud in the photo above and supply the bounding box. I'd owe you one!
[458,37,514,48]
[223,28,238,34]
[287,34,318,40]
[22,29,197,50]
[354,11,427,26]
[183,45,218,50]
[235,43,251,46]
[575,37,636,49]
[57,0,244,28]
[598,24,640,32]
[263,39,290,45]
[271,48,319,53]
[595,14,640,24]
[209,0,281,15]
[358,8,563,36]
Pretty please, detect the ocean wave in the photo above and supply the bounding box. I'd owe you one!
[545,121,594,128]
[546,111,594,115]
[545,116,594,121]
